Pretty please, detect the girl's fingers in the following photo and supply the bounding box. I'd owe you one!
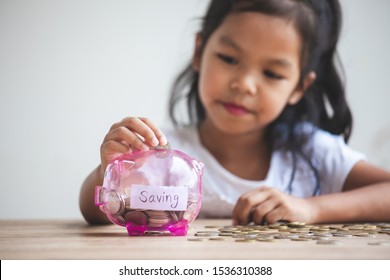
[232,187,271,225]
[251,199,279,224]
[104,126,149,151]
[263,207,285,225]
[139,117,167,146]
[119,117,165,147]
[105,117,167,150]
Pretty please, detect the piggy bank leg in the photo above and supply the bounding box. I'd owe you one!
[126,223,147,236]
[167,219,189,236]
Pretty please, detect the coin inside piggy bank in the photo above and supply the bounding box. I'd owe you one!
[95,148,204,236]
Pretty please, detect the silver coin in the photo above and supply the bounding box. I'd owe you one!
[187,238,208,242]
[152,142,171,150]
[332,233,353,238]
[243,234,260,239]
[316,240,341,245]
[153,144,171,158]
[205,225,221,229]
[367,241,390,246]
[105,191,124,214]
[195,231,219,237]
[274,234,291,239]
[209,237,227,241]
[290,237,311,241]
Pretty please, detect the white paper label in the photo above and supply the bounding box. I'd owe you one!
[130,184,189,211]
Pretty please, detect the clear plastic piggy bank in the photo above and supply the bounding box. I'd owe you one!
[95,148,203,236]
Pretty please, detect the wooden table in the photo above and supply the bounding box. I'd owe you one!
[0,219,389,259]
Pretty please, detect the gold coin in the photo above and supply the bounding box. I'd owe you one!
[363,225,377,230]
[221,226,239,231]
[277,226,290,231]
[257,238,276,242]
[205,225,221,229]
[353,232,369,237]
[235,239,256,242]
[291,237,311,241]
[218,232,233,236]
[288,222,306,228]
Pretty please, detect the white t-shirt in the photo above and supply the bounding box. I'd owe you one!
[162,125,365,218]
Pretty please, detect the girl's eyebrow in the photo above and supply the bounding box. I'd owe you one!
[219,35,293,68]
[218,36,242,51]
[268,58,293,68]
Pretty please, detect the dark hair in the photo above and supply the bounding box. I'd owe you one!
[169,0,352,194]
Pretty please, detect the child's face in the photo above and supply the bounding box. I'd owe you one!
[194,12,304,136]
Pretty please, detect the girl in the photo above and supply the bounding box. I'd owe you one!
[80,0,390,225]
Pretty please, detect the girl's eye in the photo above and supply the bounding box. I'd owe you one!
[264,70,283,80]
[217,53,238,65]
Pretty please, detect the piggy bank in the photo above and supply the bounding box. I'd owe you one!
[95,148,203,236]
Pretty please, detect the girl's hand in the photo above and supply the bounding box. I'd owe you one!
[99,117,167,175]
[232,186,318,225]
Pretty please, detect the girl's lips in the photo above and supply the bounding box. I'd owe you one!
[222,102,251,116]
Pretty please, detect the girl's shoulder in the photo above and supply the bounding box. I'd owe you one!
[294,122,351,151]
[291,123,366,194]
[300,123,366,169]
[306,126,355,154]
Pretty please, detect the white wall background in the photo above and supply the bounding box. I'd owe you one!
[0,0,389,220]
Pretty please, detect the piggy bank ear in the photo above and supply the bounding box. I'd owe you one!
[119,160,135,174]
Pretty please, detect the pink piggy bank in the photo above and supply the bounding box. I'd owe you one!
[95,148,203,236]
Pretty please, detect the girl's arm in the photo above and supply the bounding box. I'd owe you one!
[308,160,390,223]
[232,161,390,225]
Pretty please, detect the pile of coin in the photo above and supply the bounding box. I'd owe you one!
[104,189,195,228]
[188,222,390,245]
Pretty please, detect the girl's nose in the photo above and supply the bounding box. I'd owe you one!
[229,73,258,96]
